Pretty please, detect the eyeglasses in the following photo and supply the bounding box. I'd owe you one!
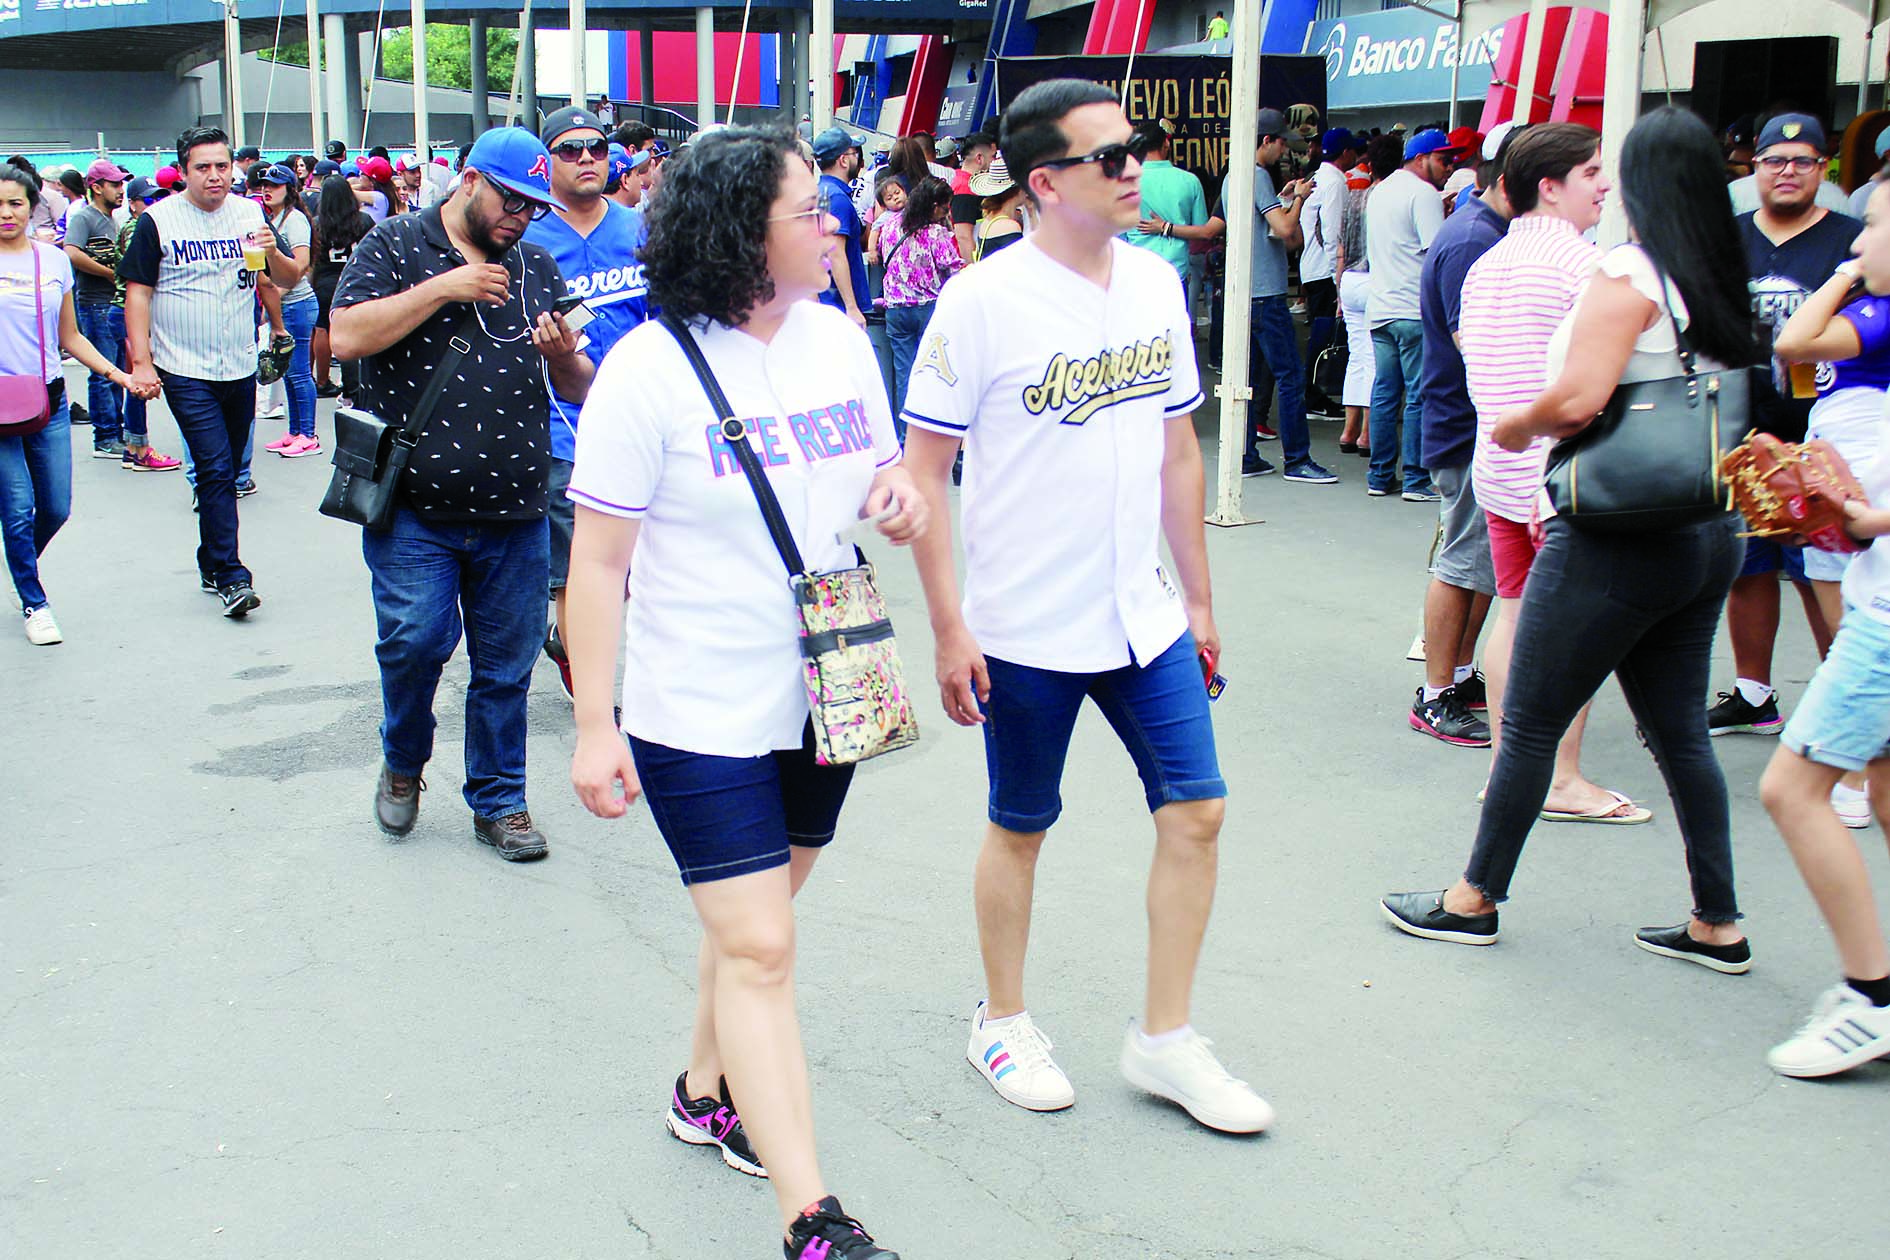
[493,186,552,220]
[1032,132,1153,182]
[768,190,835,228]
[1757,155,1823,174]
[552,138,611,163]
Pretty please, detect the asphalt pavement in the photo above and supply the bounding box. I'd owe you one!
[4,366,1885,1260]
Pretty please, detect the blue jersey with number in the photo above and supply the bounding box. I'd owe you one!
[524,201,650,461]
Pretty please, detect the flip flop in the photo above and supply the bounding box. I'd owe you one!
[1539,789,1653,825]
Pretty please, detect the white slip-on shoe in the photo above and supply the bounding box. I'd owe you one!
[1831,783,1872,830]
[965,1000,1075,1112]
[1120,1021,1274,1134]
[1766,984,1890,1078]
[23,606,62,645]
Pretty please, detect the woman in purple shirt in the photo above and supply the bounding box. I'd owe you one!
[878,176,963,436]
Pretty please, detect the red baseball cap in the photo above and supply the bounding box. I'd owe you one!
[154,165,183,191]
[86,157,132,184]
[1446,127,1484,158]
[359,156,395,182]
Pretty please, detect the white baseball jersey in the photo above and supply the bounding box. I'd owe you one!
[903,238,1204,672]
[568,302,902,757]
[120,192,267,381]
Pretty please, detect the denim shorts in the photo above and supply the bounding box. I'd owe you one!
[979,632,1226,832]
[1740,536,1808,583]
[629,722,855,886]
[1782,609,1890,771]
[548,458,574,593]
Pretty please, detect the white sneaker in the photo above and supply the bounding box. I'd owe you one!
[1119,1021,1274,1134]
[256,402,286,420]
[1831,783,1872,830]
[965,1001,1075,1111]
[1766,984,1890,1078]
[23,606,62,645]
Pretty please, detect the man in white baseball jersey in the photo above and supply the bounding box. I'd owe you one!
[124,125,298,617]
[902,78,1273,1136]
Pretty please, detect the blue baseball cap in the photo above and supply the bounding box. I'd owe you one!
[1403,128,1462,162]
[341,162,360,178]
[464,126,568,212]
[607,143,633,184]
[812,125,866,164]
[1757,113,1828,155]
[258,163,298,186]
[1320,127,1355,156]
[312,159,341,178]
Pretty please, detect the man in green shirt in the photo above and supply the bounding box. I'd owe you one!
[1125,121,1208,312]
[1206,10,1229,39]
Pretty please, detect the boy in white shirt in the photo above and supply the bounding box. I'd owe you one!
[902,78,1272,1135]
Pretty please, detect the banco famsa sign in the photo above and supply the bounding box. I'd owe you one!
[1305,8,1503,110]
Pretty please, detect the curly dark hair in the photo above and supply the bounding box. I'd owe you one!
[643,127,799,325]
[901,175,952,235]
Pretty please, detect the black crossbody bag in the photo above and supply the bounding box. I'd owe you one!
[318,311,479,531]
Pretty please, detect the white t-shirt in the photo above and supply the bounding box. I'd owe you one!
[270,207,315,306]
[567,302,902,756]
[1300,160,1346,284]
[902,238,1203,672]
[1547,244,1699,384]
[1844,394,1890,623]
[1364,168,1444,325]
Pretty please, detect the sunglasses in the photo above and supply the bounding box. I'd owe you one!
[1033,132,1153,182]
[552,138,610,163]
[1756,155,1822,174]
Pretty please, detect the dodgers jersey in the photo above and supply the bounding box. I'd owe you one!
[524,202,651,462]
[903,238,1205,673]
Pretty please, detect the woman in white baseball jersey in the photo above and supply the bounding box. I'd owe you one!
[563,128,922,1260]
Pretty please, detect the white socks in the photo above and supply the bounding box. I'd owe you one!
[1453,664,1474,685]
[1736,678,1776,707]
[1135,1022,1194,1052]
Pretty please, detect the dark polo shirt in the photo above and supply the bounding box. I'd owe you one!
[333,202,568,523]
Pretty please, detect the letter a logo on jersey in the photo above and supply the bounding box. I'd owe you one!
[915,333,958,386]
[527,155,551,181]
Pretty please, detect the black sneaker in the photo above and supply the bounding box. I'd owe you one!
[1241,454,1276,478]
[235,479,259,498]
[784,1197,899,1260]
[70,402,91,425]
[200,573,218,593]
[1454,670,1488,712]
[543,624,575,701]
[1409,687,1491,747]
[316,380,342,399]
[1633,924,1752,974]
[473,810,548,861]
[666,1071,766,1177]
[218,583,260,618]
[1707,689,1784,736]
[1380,890,1499,945]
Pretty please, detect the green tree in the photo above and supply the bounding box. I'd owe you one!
[262,25,517,93]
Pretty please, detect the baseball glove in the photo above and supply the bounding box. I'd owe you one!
[1719,431,1870,554]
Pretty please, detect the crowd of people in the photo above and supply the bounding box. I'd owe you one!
[8,80,1890,1260]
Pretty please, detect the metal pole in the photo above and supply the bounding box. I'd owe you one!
[697,7,715,130]
[794,10,812,122]
[410,0,430,160]
[640,25,656,109]
[520,13,538,127]
[1211,0,1262,527]
[1448,0,1465,130]
[469,17,491,132]
[1513,0,1551,124]
[1863,1,1884,117]
[224,0,248,147]
[305,0,325,151]
[1597,0,1646,248]
[570,0,588,108]
[812,0,833,131]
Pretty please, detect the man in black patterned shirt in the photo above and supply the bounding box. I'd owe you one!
[331,127,592,862]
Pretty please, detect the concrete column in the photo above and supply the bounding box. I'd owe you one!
[811,0,832,130]
[778,26,795,123]
[519,18,538,127]
[696,7,714,130]
[639,24,655,108]
[793,10,812,125]
[347,31,368,147]
[469,17,490,132]
[569,0,587,108]
[324,14,352,148]
[305,0,325,152]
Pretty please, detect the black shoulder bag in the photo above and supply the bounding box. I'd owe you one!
[659,314,920,766]
[1541,262,1751,532]
[318,310,479,531]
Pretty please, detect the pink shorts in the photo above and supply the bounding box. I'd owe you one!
[1487,513,1542,600]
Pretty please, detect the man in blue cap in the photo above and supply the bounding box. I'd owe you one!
[812,125,870,327]
[524,106,650,701]
[330,125,595,863]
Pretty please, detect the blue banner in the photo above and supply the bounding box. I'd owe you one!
[1303,9,1503,111]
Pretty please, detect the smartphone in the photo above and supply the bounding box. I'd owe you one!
[836,499,900,546]
[554,296,596,333]
[1198,645,1227,703]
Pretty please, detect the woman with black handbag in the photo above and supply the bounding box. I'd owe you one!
[563,128,923,1260]
[0,163,155,646]
[1381,107,1763,972]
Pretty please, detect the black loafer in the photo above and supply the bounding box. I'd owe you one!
[474,811,549,862]
[375,764,423,838]
[1381,890,1499,945]
[1633,924,1751,974]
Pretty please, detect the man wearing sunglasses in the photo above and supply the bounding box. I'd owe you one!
[525,107,652,702]
[330,126,593,866]
[902,79,1272,1137]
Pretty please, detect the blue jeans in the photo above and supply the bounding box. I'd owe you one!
[885,301,934,440]
[361,507,550,818]
[1369,320,1431,494]
[74,302,123,445]
[281,295,319,438]
[1248,296,1310,467]
[182,409,255,488]
[160,371,255,586]
[0,396,73,612]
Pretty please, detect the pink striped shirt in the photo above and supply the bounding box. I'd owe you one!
[1460,216,1601,522]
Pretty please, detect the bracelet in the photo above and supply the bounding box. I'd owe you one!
[1162,222,1172,238]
